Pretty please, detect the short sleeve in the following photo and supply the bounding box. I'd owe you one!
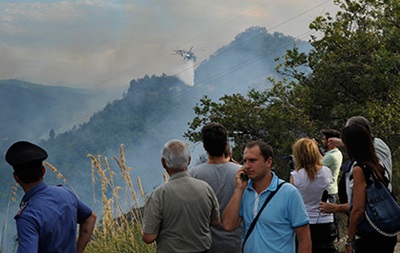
[63,187,92,224]
[76,198,93,224]
[16,217,39,253]
[286,186,309,228]
[290,170,299,186]
[208,186,220,223]
[142,191,162,234]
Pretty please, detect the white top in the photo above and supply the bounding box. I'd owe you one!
[374,138,392,191]
[291,166,334,224]
[347,138,393,199]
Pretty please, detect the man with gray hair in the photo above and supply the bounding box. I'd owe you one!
[321,116,393,215]
[142,139,220,253]
[329,116,392,186]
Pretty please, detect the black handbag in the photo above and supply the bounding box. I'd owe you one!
[355,164,400,236]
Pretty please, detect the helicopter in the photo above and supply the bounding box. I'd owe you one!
[173,47,197,62]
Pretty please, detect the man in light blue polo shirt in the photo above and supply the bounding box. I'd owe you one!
[222,141,311,253]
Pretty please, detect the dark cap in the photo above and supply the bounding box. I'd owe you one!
[5,141,48,167]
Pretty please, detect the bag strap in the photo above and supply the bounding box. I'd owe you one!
[242,182,286,250]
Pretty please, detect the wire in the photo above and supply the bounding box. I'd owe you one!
[20,1,332,142]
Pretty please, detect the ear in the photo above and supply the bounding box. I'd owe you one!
[13,172,20,184]
[187,156,191,166]
[266,157,273,168]
[41,165,46,176]
[161,158,167,169]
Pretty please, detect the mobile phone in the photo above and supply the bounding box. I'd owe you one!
[321,190,329,202]
[241,173,249,181]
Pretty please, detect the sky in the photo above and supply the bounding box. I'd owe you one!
[0,0,339,89]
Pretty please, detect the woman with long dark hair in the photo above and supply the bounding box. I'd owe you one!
[341,124,396,253]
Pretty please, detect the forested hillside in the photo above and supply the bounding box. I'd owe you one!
[0,27,310,252]
[195,26,311,99]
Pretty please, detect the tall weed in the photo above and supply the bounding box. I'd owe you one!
[85,144,157,253]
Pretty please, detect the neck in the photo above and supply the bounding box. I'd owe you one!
[252,172,273,194]
[208,155,228,164]
[20,180,42,193]
[167,168,186,176]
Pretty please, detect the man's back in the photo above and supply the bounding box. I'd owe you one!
[190,162,242,253]
[142,171,220,253]
[15,182,93,253]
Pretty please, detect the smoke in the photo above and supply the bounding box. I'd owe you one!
[175,61,195,86]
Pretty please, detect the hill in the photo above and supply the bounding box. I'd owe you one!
[195,26,310,99]
[0,27,311,252]
[0,79,124,149]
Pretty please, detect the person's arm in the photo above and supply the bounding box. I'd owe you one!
[143,233,158,244]
[328,137,344,148]
[222,168,247,231]
[77,212,97,253]
[294,224,312,253]
[209,186,221,227]
[16,218,39,253]
[346,166,366,253]
[141,191,162,244]
[319,202,350,213]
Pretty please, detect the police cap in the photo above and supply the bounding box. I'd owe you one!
[5,141,48,167]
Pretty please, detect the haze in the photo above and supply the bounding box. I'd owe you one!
[0,0,338,89]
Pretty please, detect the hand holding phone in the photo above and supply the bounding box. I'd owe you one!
[240,173,249,181]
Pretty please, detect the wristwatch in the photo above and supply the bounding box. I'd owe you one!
[345,237,354,246]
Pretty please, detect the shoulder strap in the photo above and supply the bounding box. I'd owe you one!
[242,182,286,250]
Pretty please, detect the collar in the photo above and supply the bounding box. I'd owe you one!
[21,181,47,206]
[325,148,339,154]
[169,170,190,181]
[246,172,279,193]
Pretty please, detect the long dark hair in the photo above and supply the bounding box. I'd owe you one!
[341,124,387,184]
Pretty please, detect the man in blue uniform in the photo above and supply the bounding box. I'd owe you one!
[5,141,97,253]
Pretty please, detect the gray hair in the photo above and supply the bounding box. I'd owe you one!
[345,116,372,135]
[161,139,190,170]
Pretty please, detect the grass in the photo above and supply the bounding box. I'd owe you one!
[84,144,158,253]
[4,144,398,253]
[2,144,162,253]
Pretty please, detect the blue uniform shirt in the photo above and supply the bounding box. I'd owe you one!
[14,182,93,253]
[239,172,309,253]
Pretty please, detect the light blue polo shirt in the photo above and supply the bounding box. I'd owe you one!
[239,172,309,253]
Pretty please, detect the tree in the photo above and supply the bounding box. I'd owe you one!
[186,0,400,189]
[185,89,316,178]
[287,0,400,147]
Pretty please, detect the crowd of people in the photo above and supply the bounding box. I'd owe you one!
[4,115,397,253]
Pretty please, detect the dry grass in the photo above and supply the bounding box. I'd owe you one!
[84,144,156,253]
[3,144,164,253]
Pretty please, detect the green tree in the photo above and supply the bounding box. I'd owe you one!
[185,89,316,178]
[287,0,400,143]
[186,0,400,191]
